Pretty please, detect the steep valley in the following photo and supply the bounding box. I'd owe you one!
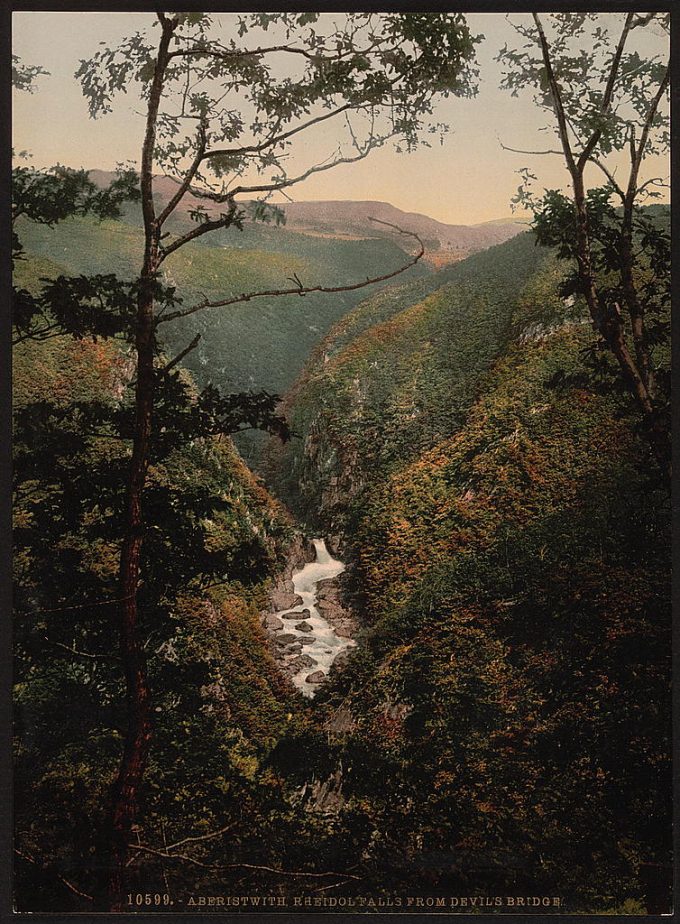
[14,201,671,913]
[261,226,671,909]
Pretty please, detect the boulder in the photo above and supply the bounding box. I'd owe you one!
[282,608,310,620]
[290,653,318,672]
[271,589,303,611]
[264,614,284,630]
[334,626,353,639]
[276,633,299,646]
[306,670,326,685]
[299,637,316,646]
[298,654,318,669]
[295,621,314,633]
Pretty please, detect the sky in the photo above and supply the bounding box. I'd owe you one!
[12,11,670,226]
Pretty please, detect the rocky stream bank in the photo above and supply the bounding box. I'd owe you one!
[261,535,358,696]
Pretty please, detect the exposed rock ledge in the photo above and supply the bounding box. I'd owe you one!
[315,575,358,644]
[266,533,314,614]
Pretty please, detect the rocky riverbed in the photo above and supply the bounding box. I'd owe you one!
[262,538,357,696]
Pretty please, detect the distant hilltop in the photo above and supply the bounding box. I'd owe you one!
[88,169,525,265]
[281,199,525,254]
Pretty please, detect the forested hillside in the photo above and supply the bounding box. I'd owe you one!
[263,224,672,911]
[17,207,430,463]
[265,232,553,534]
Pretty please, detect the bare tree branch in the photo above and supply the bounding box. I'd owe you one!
[228,141,389,198]
[127,842,362,880]
[637,176,669,193]
[14,849,93,902]
[160,333,201,373]
[43,637,120,662]
[497,136,562,157]
[20,595,131,615]
[162,823,234,852]
[157,218,424,325]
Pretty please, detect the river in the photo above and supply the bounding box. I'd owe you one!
[271,538,356,697]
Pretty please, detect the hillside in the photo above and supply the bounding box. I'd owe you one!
[16,207,430,463]
[264,231,554,535]
[279,199,523,255]
[89,170,523,265]
[13,253,305,909]
[261,230,672,910]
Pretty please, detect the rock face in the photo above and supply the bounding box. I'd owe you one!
[315,577,358,642]
[300,767,345,813]
[270,587,303,612]
[263,614,284,630]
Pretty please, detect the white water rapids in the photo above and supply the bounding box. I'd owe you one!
[273,538,356,697]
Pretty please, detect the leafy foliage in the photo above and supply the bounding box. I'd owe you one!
[13,323,296,910]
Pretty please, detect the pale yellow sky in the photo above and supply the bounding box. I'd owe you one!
[12,12,670,225]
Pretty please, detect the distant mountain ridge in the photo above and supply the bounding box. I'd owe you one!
[280,199,524,253]
[88,170,524,259]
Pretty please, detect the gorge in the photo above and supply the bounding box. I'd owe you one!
[13,197,671,914]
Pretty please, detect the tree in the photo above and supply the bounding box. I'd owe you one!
[497,13,670,481]
[12,159,295,907]
[73,11,480,908]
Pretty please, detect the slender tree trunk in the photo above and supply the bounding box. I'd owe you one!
[571,171,670,481]
[98,15,176,910]
[103,295,156,911]
[619,202,655,398]
[532,13,670,484]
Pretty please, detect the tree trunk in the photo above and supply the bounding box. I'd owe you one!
[97,14,176,910]
[103,296,156,911]
[571,171,670,482]
[532,13,670,484]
